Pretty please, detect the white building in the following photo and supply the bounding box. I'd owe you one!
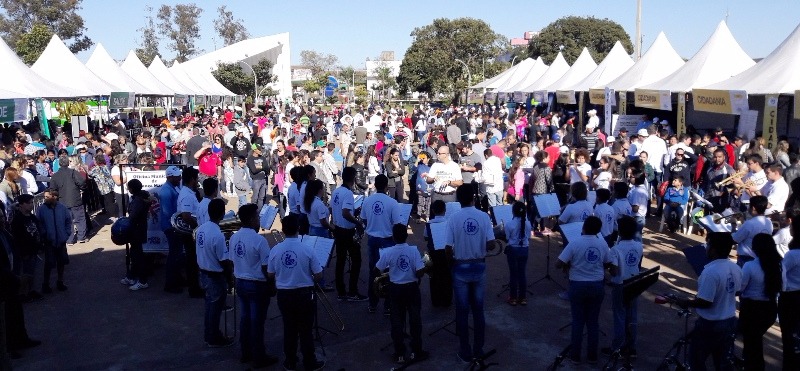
[365,51,401,99]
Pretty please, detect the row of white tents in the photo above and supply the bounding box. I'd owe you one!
[472,20,800,143]
[1,34,236,100]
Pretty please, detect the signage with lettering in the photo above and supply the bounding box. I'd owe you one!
[556,90,576,104]
[604,88,614,134]
[109,92,135,109]
[194,95,206,106]
[611,114,640,136]
[127,170,168,191]
[589,89,605,105]
[174,94,189,107]
[618,91,627,115]
[532,91,547,103]
[634,89,672,110]
[512,92,525,102]
[691,89,748,114]
[0,99,28,122]
[763,94,779,150]
[677,92,687,135]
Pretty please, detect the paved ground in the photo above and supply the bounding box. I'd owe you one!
[9,195,784,370]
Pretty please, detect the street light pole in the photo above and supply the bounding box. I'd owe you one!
[454,58,471,105]
[240,59,258,104]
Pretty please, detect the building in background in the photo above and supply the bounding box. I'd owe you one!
[365,51,401,100]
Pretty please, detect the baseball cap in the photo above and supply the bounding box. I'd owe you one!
[637,128,649,137]
[553,133,561,142]
[707,140,720,147]
[251,143,263,151]
[607,136,616,143]
[105,133,119,141]
[166,166,182,177]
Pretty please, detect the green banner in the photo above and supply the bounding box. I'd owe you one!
[35,98,50,139]
[0,99,28,122]
[109,92,135,109]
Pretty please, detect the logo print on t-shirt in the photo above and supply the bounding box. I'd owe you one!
[463,218,479,235]
[283,251,298,268]
[397,254,411,272]
[726,273,735,293]
[235,241,246,258]
[581,211,590,221]
[333,194,340,206]
[197,232,204,247]
[585,247,600,264]
[625,250,638,266]
[372,201,384,215]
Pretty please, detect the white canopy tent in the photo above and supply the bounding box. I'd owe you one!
[601,32,685,91]
[470,59,525,89]
[545,48,598,91]
[493,58,548,93]
[482,58,535,90]
[563,41,634,92]
[121,51,174,96]
[32,35,116,96]
[85,44,153,95]
[0,36,88,98]
[496,58,548,93]
[170,61,234,96]
[148,57,204,95]
[519,52,570,93]
[166,60,215,96]
[704,21,800,94]
[640,21,755,92]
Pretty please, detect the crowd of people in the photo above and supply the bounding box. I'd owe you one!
[2,99,800,369]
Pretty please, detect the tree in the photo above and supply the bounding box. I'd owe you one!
[397,18,505,103]
[372,62,398,100]
[213,59,275,97]
[157,3,203,63]
[299,50,339,78]
[0,0,92,53]
[15,23,52,65]
[135,6,160,66]
[214,5,249,46]
[526,16,633,64]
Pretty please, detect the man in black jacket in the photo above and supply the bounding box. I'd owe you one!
[247,144,269,211]
[231,127,251,159]
[49,156,87,244]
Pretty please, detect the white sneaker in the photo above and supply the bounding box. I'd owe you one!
[120,277,136,285]
[129,282,149,291]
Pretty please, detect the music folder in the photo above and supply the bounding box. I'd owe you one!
[534,194,561,217]
[301,235,335,269]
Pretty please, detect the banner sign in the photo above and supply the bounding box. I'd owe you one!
[109,92,135,109]
[611,114,640,136]
[209,95,222,105]
[173,94,189,107]
[223,96,232,106]
[763,94,779,150]
[795,91,799,119]
[618,91,627,115]
[556,90,576,104]
[604,88,614,135]
[484,92,496,101]
[0,98,28,122]
[532,91,547,103]
[194,95,206,106]
[512,92,525,102]
[691,89,748,114]
[737,110,758,141]
[634,89,672,110]
[35,98,50,138]
[127,170,167,191]
[677,92,687,135]
[589,89,605,105]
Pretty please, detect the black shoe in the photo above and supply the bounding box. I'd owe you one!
[18,338,42,349]
[252,354,279,368]
[57,281,68,291]
[337,295,349,301]
[394,354,405,364]
[223,305,233,312]
[206,337,235,348]
[304,360,325,371]
[240,355,252,364]
[41,285,53,294]
[601,347,614,356]
[347,293,368,302]
[411,350,429,361]
[627,349,637,359]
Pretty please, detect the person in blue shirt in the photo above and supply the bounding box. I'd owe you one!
[663,176,690,233]
[503,202,531,306]
[158,166,184,293]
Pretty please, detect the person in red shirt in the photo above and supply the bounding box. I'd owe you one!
[719,135,736,167]
[223,109,234,125]
[544,139,561,169]
[194,141,222,180]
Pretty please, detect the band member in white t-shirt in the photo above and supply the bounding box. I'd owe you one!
[195,199,233,348]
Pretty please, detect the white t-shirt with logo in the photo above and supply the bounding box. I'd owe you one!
[695,259,742,320]
[559,200,593,224]
[428,160,462,194]
[593,203,617,237]
[362,192,400,238]
[375,243,425,284]
[195,221,228,272]
[558,235,610,282]
[608,240,642,284]
[445,206,495,260]
[267,236,322,289]
[308,197,329,228]
[331,186,356,229]
[177,186,199,215]
[230,228,271,281]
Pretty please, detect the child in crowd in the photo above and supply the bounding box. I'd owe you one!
[663,175,690,233]
[415,153,432,222]
[233,156,251,208]
[504,201,532,306]
[593,188,617,247]
[223,155,235,197]
[603,216,643,357]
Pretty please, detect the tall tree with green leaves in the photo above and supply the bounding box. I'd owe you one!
[135,5,160,66]
[397,18,505,103]
[157,3,203,63]
[527,16,633,64]
[0,0,92,53]
[15,23,52,65]
[299,50,339,78]
[213,5,249,47]
[213,59,275,97]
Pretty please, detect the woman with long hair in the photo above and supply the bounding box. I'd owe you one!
[304,179,333,237]
[529,150,554,233]
[351,151,369,195]
[0,166,22,202]
[775,140,791,169]
[780,219,800,370]
[504,201,532,306]
[366,144,380,195]
[507,157,525,203]
[740,233,782,370]
[88,153,118,219]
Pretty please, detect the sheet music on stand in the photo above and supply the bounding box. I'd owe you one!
[492,205,513,227]
[534,194,561,217]
[559,222,602,239]
[259,205,279,230]
[429,222,449,250]
[301,235,336,268]
[445,202,462,218]
[395,203,413,225]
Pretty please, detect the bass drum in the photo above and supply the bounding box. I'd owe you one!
[111,217,133,245]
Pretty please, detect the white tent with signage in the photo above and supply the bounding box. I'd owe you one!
[494,58,548,93]
[121,51,174,96]
[32,35,116,96]
[481,58,535,90]
[167,60,215,96]
[148,57,204,95]
[519,52,570,93]
[545,48,598,92]
[0,37,86,98]
[496,57,548,93]
[563,41,634,92]
[170,61,234,96]
[703,21,800,94]
[600,32,685,91]
[640,21,755,93]
[85,44,153,95]
[470,58,531,89]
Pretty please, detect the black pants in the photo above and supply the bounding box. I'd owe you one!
[3,279,30,350]
[101,192,118,218]
[128,240,148,284]
[297,213,310,236]
[114,192,126,218]
[390,282,422,356]
[277,288,317,366]
[333,227,361,296]
[183,234,201,294]
[389,180,404,203]
[779,291,800,370]
[428,249,452,307]
[740,298,776,371]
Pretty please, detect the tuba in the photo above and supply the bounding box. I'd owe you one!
[171,212,196,235]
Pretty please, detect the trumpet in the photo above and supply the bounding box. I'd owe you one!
[714,169,747,188]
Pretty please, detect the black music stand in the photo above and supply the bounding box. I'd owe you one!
[309,236,339,356]
[531,194,566,291]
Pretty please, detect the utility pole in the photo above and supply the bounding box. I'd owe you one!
[634,0,642,61]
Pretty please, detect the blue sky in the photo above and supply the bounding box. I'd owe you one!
[78,0,800,67]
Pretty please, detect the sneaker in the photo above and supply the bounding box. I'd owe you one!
[206,337,235,348]
[394,354,405,364]
[129,282,149,291]
[120,277,137,285]
[305,360,325,371]
[337,295,349,302]
[78,239,88,244]
[518,298,527,306]
[347,293,368,302]
[57,281,68,291]
[368,306,376,313]
[507,298,517,306]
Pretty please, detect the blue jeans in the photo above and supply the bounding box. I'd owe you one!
[308,225,330,238]
[664,202,685,228]
[251,178,268,211]
[452,262,486,359]
[506,247,528,300]
[200,272,227,343]
[610,284,638,351]
[487,191,503,207]
[368,236,394,308]
[236,278,270,361]
[634,215,645,242]
[164,228,184,290]
[68,205,86,243]
[689,317,736,371]
[568,280,605,361]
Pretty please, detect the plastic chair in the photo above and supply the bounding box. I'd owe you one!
[659,199,693,234]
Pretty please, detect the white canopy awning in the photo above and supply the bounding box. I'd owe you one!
[148,57,204,95]
[120,51,174,96]
[483,58,535,90]
[601,32,685,91]
[0,36,89,98]
[519,52,570,93]
[170,61,235,96]
[471,58,532,89]
[85,44,153,95]
[498,58,549,93]
[563,41,634,92]
[494,58,547,93]
[32,35,116,96]
[544,48,598,91]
